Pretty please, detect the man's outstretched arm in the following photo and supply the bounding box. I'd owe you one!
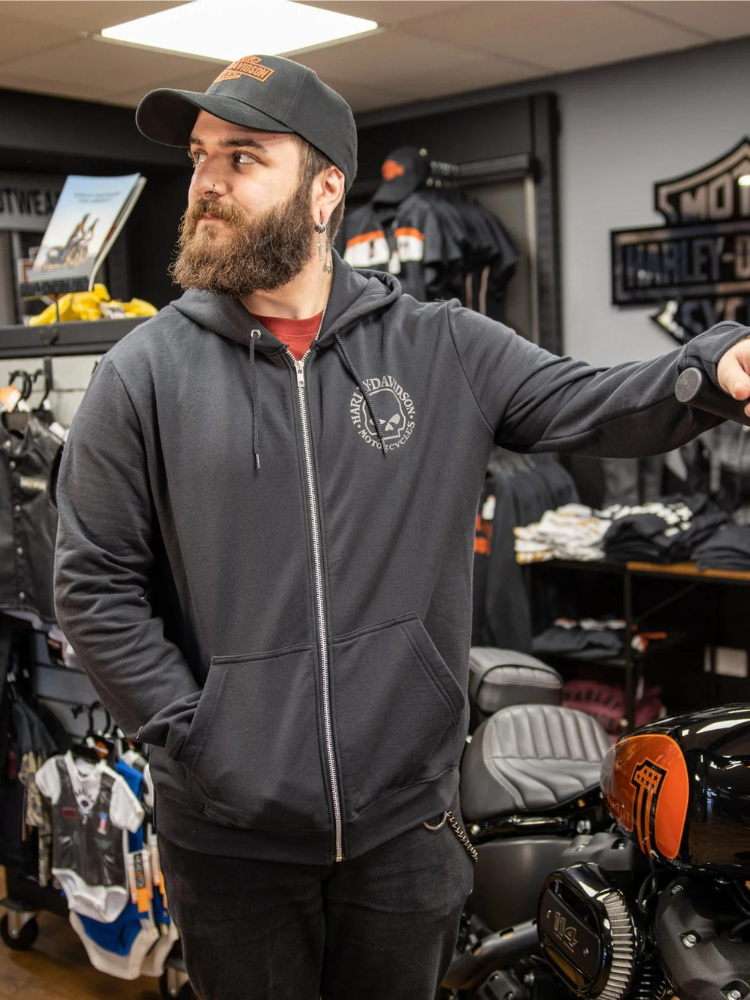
[54,355,200,758]
[447,305,750,456]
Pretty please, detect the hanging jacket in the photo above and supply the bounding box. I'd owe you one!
[338,193,460,301]
[53,252,749,865]
[0,413,62,623]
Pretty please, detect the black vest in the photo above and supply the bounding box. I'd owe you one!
[51,757,127,890]
[0,413,61,623]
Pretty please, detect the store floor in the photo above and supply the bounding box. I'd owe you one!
[0,867,160,1000]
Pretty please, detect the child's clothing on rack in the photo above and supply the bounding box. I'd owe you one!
[36,750,144,922]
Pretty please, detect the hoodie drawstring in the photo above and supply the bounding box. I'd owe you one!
[334,333,388,457]
[250,330,261,470]
[249,328,387,468]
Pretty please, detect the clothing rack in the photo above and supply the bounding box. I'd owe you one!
[1,618,91,920]
[349,151,536,201]
[0,607,192,993]
[426,158,460,187]
[347,149,540,343]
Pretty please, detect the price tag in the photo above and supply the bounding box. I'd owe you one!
[127,850,153,914]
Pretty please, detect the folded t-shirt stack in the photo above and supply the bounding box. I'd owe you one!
[601,495,728,564]
[531,617,626,661]
[531,616,667,662]
[514,503,611,563]
[692,524,750,570]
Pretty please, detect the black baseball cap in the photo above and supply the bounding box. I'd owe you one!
[372,146,430,204]
[136,53,357,191]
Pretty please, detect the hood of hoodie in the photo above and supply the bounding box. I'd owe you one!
[168,253,401,468]
[169,251,400,356]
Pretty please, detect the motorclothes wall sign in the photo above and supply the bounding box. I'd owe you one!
[0,174,64,233]
[611,139,750,343]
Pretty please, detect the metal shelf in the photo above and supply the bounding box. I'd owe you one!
[0,318,144,358]
[526,558,740,730]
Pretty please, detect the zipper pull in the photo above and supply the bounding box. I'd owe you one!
[295,361,305,387]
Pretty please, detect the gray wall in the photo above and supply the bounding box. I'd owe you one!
[358,35,750,367]
[0,355,101,428]
[555,38,750,366]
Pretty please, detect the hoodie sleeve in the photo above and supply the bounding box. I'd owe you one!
[446,305,750,456]
[54,355,200,759]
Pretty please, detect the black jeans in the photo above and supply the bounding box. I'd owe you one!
[157,803,475,1000]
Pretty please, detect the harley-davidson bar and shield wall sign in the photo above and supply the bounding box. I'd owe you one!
[611,139,750,343]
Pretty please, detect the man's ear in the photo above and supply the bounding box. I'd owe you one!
[314,166,345,225]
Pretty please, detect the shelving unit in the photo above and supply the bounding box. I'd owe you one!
[524,558,750,730]
[0,317,141,359]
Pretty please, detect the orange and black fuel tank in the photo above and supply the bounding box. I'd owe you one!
[600,704,750,876]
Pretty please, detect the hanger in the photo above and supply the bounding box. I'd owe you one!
[2,371,32,434]
[101,708,127,763]
[69,705,101,763]
[426,159,463,201]
[9,371,31,404]
[91,702,118,766]
[6,670,19,704]
[70,702,117,766]
[30,366,54,426]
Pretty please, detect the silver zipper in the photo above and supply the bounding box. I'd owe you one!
[286,346,344,863]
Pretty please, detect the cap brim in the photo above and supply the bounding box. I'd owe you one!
[372,175,422,205]
[136,89,294,147]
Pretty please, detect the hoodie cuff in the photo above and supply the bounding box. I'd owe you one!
[681,321,750,388]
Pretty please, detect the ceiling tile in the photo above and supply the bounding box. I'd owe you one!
[401,0,707,71]
[295,28,543,92]
[0,14,79,63]
[388,56,543,102]
[106,67,253,108]
[0,1,187,33]
[299,1,469,27]
[308,76,403,112]
[2,0,746,119]
[623,1,750,40]
[0,74,109,104]
[0,37,220,96]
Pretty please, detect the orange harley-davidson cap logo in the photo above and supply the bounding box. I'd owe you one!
[213,56,275,85]
[382,159,406,181]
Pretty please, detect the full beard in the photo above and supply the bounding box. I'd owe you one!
[169,184,316,296]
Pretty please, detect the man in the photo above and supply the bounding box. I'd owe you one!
[54,54,750,1000]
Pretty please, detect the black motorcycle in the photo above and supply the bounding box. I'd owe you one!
[447,700,750,1000]
[442,370,750,999]
[441,647,613,996]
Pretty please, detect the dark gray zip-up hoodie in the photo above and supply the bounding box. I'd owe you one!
[53,252,748,864]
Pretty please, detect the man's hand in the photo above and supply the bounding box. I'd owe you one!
[717,336,750,418]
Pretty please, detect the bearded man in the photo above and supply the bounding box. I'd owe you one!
[53,54,750,1000]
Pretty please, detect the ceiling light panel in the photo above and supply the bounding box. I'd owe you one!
[101,0,378,60]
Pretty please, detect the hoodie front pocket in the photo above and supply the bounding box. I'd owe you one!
[176,642,330,833]
[331,613,465,821]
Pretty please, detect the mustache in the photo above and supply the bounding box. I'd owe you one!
[186,198,248,228]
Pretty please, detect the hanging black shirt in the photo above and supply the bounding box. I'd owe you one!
[338,193,461,301]
[0,413,62,623]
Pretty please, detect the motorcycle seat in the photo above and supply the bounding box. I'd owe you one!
[460,703,610,822]
[469,648,563,720]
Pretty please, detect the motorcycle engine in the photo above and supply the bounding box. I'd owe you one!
[538,864,641,999]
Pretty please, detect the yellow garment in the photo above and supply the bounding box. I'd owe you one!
[29,284,157,325]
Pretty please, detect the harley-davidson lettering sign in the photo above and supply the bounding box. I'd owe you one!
[611,139,750,343]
